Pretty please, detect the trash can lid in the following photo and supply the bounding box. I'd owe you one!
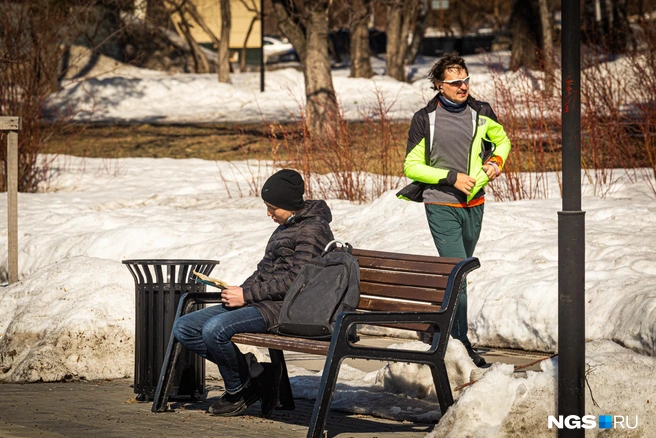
[122,259,220,265]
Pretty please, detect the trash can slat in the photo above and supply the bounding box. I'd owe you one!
[123,259,220,401]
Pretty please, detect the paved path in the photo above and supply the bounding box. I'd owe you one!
[0,378,433,438]
[0,345,551,438]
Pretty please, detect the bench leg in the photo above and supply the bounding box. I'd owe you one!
[429,359,454,414]
[307,353,342,438]
[152,294,205,413]
[152,331,183,412]
[269,349,295,410]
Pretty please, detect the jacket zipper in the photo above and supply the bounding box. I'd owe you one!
[466,109,480,206]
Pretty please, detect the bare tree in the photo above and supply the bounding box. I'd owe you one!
[490,0,506,31]
[349,0,373,78]
[271,0,339,140]
[218,0,231,82]
[1,0,108,192]
[404,0,428,65]
[509,0,541,70]
[582,0,632,53]
[537,0,554,94]
[385,0,418,82]
[440,0,511,37]
[165,0,232,81]
[166,0,211,73]
[238,0,260,72]
[509,0,557,87]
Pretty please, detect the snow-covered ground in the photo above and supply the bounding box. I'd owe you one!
[1,52,655,436]
[47,50,506,124]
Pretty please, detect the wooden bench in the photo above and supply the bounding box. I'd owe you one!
[151,249,480,438]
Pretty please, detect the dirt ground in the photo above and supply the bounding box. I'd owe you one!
[43,122,412,174]
[44,123,277,161]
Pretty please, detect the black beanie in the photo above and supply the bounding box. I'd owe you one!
[261,169,305,211]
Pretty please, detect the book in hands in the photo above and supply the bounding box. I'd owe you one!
[192,270,228,290]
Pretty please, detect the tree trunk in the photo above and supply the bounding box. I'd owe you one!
[238,0,259,72]
[240,14,258,72]
[178,16,210,73]
[349,0,373,78]
[271,0,307,66]
[605,0,631,53]
[304,1,338,139]
[218,0,231,83]
[509,0,540,71]
[492,0,503,31]
[385,0,404,81]
[271,0,338,140]
[537,0,554,95]
[385,0,416,82]
[582,0,631,52]
[404,0,428,65]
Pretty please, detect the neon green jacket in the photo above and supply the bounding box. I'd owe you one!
[401,95,511,203]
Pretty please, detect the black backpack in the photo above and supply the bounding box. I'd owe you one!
[277,240,360,340]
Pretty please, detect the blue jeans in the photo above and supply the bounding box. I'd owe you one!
[172,304,267,394]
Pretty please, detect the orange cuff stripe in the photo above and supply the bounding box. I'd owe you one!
[487,156,504,167]
[425,197,485,208]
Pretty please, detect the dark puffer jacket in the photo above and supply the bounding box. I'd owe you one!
[240,199,334,330]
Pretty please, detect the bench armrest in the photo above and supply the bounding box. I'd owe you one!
[175,291,224,319]
[336,311,451,354]
[438,256,480,313]
[331,256,480,355]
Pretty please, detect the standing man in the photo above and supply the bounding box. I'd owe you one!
[398,52,511,367]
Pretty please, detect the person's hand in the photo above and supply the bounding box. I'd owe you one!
[221,286,246,308]
[483,164,499,181]
[454,173,476,195]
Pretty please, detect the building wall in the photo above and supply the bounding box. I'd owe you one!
[170,0,261,49]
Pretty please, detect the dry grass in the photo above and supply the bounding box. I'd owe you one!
[43,123,274,161]
[43,121,411,165]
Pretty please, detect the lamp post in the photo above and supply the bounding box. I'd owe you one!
[558,0,585,436]
[260,0,265,92]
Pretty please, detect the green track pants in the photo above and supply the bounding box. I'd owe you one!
[424,203,484,343]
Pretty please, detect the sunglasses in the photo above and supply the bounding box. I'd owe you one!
[441,76,470,87]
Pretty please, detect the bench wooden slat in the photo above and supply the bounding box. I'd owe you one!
[232,333,330,356]
[353,248,462,265]
[359,268,449,289]
[356,256,456,275]
[359,282,445,303]
[357,296,441,313]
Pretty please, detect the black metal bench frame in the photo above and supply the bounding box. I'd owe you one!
[151,249,480,438]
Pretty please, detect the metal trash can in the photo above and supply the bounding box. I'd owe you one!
[123,259,220,401]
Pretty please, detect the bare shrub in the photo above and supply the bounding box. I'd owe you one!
[485,61,561,201]
[625,20,656,196]
[0,1,96,193]
[485,32,656,201]
[265,88,406,203]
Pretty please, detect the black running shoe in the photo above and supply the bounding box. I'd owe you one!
[463,341,489,368]
[208,383,260,416]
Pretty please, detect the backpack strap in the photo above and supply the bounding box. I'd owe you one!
[322,239,353,255]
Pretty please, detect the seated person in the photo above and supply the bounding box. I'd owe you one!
[173,169,334,416]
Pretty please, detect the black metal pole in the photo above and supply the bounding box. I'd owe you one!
[558,0,585,435]
[260,0,265,92]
